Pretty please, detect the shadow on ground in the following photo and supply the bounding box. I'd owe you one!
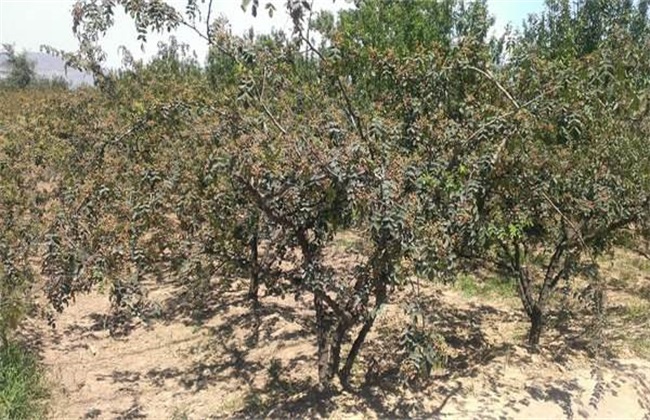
[30,272,650,419]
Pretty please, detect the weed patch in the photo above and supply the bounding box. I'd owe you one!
[0,342,48,419]
[456,274,517,300]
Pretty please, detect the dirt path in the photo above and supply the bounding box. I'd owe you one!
[26,277,649,419]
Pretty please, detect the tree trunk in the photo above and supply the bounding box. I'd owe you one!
[329,320,348,385]
[314,294,335,389]
[339,284,387,388]
[339,316,375,388]
[247,231,260,303]
[527,304,544,348]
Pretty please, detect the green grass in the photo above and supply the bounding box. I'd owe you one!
[611,301,650,359]
[621,302,650,323]
[456,274,517,300]
[618,269,636,284]
[628,254,650,271]
[332,231,365,254]
[170,406,191,420]
[630,337,650,359]
[0,341,48,419]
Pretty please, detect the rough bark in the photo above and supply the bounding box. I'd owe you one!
[247,231,260,303]
[314,293,335,389]
[527,304,545,348]
[339,281,387,388]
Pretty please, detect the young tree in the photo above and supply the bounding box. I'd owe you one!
[324,0,494,101]
[41,49,219,323]
[60,0,422,390]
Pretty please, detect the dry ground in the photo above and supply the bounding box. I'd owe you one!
[20,243,650,419]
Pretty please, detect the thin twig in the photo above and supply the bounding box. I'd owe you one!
[304,0,314,59]
[262,102,288,136]
[179,19,211,44]
[466,86,557,144]
[633,247,650,260]
[178,19,239,63]
[254,66,288,135]
[465,65,521,168]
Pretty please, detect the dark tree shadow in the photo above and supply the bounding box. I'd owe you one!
[35,270,650,419]
[14,321,47,361]
[83,408,102,419]
[102,288,316,411]
[525,381,578,419]
[216,292,535,418]
[113,397,146,419]
[159,279,241,326]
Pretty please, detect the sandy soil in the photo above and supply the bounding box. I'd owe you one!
[21,246,650,419]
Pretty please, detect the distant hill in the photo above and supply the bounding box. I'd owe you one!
[0,51,94,87]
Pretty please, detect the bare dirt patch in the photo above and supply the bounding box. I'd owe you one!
[22,245,650,419]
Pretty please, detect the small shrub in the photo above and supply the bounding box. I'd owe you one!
[630,256,650,272]
[170,406,191,420]
[399,309,448,385]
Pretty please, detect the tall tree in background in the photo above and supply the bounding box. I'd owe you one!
[321,0,495,100]
[520,0,649,59]
[1,44,36,88]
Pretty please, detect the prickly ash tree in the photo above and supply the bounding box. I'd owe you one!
[469,30,650,347]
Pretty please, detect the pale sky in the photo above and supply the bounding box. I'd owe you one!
[0,0,545,68]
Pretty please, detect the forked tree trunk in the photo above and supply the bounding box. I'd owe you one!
[328,319,348,384]
[515,265,546,349]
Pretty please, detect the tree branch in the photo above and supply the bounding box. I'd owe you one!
[205,0,214,42]
[178,18,239,63]
[466,65,520,109]
[512,240,534,316]
[539,231,567,304]
[298,32,373,160]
